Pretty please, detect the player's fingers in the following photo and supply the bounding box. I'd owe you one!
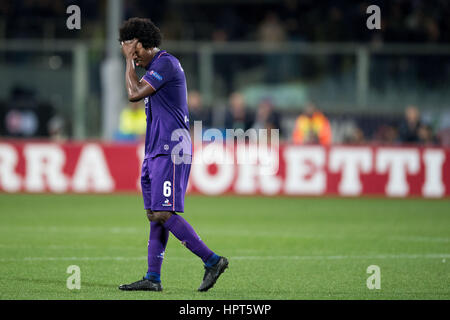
[130,39,138,47]
[122,39,137,46]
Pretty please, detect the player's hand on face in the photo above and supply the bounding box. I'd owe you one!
[121,39,138,59]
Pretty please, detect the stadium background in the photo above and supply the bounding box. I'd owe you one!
[0,0,449,300]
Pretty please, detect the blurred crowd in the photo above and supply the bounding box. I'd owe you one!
[2,85,448,146]
[1,1,450,146]
[0,85,66,140]
[112,90,447,147]
[211,91,448,146]
[1,0,450,43]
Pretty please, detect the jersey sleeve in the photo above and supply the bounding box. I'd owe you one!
[141,56,173,91]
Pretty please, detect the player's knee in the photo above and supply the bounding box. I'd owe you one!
[147,210,172,224]
[146,210,153,222]
[154,211,173,224]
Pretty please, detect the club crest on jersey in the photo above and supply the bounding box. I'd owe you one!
[149,70,163,81]
[162,199,172,207]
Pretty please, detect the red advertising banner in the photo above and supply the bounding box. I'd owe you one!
[0,141,449,198]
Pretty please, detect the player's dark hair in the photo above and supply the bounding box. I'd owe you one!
[119,17,162,49]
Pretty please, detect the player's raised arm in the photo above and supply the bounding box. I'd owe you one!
[121,39,155,102]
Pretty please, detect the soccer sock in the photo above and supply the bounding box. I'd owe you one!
[145,271,160,283]
[163,214,216,264]
[205,253,220,268]
[146,221,169,282]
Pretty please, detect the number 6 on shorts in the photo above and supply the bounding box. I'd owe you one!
[163,181,172,197]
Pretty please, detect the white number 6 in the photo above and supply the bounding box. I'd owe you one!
[163,181,172,197]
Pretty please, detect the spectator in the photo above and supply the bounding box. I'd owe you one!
[398,105,421,143]
[257,12,288,83]
[0,99,6,136]
[436,110,450,146]
[115,101,146,141]
[374,124,399,145]
[2,85,55,138]
[292,102,332,145]
[225,92,253,131]
[344,125,366,145]
[418,124,439,146]
[251,97,281,134]
[352,127,366,145]
[47,114,67,141]
[258,12,286,45]
[188,90,212,129]
[279,0,302,41]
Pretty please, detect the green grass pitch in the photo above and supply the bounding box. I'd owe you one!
[0,194,449,300]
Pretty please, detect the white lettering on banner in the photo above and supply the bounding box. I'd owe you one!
[71,144,115,192]
[0,143,448,197]
[235,143,257,194]
[422,149,445,198]
[329,147,372,195]
[0,144,21,192]
[24,144,68,192]
[235,144,282,195]
[191,144,234,195]
[284,146,326,195]
[376,148,420,197]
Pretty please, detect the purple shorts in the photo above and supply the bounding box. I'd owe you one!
[141,154,191,213]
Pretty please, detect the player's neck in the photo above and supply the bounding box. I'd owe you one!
[145,47,161,68]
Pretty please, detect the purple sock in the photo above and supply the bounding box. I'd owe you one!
[147,221,169,276]
[163,214,214,263]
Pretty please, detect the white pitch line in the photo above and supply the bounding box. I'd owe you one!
[0,253,449,262]
[0,226,141,234]
[388,236,450,243]
[229,254,450,260]
[1,227,448,243]
[0,244,143,250]
[0,256,147,262]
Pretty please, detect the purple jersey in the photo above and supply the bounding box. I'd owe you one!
[141,51,191,160]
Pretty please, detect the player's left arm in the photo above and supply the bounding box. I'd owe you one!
[122,40,155,102]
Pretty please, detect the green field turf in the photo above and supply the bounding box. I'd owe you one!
[0,194,449,300]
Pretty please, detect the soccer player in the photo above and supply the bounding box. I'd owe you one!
[117,18,228,292]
